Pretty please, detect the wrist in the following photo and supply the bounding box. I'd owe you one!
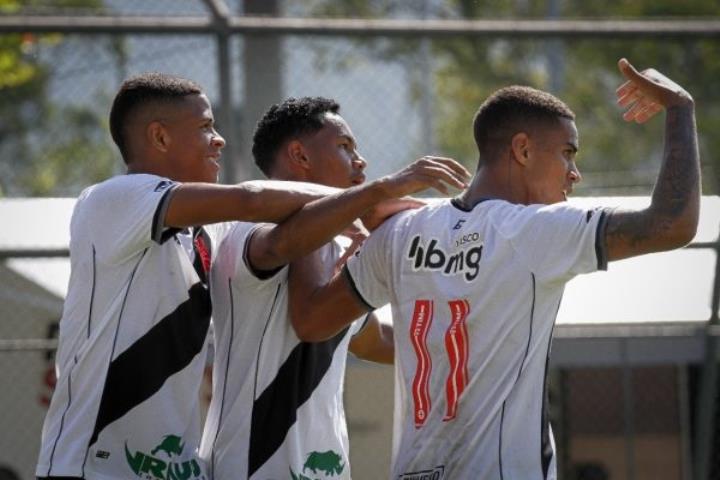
[364,177,396,201]
[666,93,694,110]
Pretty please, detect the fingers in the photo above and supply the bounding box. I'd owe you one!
[428,156,472,182]
[634,103,664,123]
[414,156,470,190]
[628,102,664,124]
[384,155,470,198]
[615,57,693,113]
[616,85,640,108]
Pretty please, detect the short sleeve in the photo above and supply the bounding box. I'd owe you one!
[76,174,178,264]
[222,222,287,284]
[344,219,395,310]
[496,202,610,283]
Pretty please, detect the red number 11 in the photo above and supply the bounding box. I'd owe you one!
[410,299,470,428]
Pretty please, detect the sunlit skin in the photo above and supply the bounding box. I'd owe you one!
[460,116,582,208]
[300,113,367,188]
[127,93,226,183]
[521,117,582,205]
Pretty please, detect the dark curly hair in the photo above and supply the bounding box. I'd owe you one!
[252,96,340,176]
[473,86,575,165]
[109,72,203,162]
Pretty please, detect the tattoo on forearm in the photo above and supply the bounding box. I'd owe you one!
[606,104,699,251]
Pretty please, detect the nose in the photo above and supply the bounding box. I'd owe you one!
[353,152,367,171]
[568,163,582,184]
[213,130,226,149]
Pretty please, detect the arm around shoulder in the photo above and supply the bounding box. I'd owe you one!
[163,180,339,228]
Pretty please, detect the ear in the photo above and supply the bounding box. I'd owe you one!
[147,121,170,153]
[286,139,311,171]
[510,132,530,167]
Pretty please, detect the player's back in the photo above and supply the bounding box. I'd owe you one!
[347,197,607,479]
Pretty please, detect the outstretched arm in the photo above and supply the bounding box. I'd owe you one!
[164,180,341,228]
[605,58,700,262]
[247,156,469,272]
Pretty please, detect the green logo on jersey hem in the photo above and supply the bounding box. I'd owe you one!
[124,435,204,480]
[290,450,345,479]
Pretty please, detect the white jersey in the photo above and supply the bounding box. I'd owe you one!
[346,198,609,480]
[37,174,225,480]
[200,223,364,480]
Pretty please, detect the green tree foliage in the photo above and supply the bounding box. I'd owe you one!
[304,0,720,195]
[0,0,120,197]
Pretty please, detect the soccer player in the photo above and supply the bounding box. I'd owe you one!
[288,58,700,479]
[199,97,469,479]
[35,75,467,480]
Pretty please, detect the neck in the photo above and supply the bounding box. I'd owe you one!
[458,162,527,208]
[268,159,304,182]
[126,151,172,179]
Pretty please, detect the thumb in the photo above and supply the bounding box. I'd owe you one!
[617,58,642,81]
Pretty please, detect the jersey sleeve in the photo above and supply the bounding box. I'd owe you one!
[497,202,610,283]
[220,222,286,285]
[344,219,395,310]
[204,221,234,250]
[78,175,178,264]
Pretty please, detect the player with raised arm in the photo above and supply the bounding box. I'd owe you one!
[35,75,467,480]
[288,59,699,479]
[199,97,469,480]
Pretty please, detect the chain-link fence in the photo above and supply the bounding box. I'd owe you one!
[2,2,720,479]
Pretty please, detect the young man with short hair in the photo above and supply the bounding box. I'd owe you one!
[288,59,700,479]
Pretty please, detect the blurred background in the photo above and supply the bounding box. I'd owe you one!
[1,1,720,479]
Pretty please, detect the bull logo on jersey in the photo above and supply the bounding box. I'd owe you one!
[290,449,345,479]
[407,235,483,282]
[124,435,205,480]
[152,435,185,457]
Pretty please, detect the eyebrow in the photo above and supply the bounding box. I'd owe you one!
[339,134,357,147]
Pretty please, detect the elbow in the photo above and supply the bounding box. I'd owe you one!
[289,304,333,342]
[291,317,333,343]
[672,221,698,248]
[661,215,698,250]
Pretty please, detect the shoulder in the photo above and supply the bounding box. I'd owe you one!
[80,174,173,203]
[383,197,453,230]
[219,221,260,245]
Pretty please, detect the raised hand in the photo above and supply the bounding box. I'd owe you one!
[379,156,471,198]
[616,58,694,124]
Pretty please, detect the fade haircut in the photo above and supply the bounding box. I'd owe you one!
[252,96,340,176]
[109,72,203,162]
[472,86,575,165]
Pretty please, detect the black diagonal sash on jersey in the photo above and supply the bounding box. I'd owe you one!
[247,328,350,477]
[88,282,211,448]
